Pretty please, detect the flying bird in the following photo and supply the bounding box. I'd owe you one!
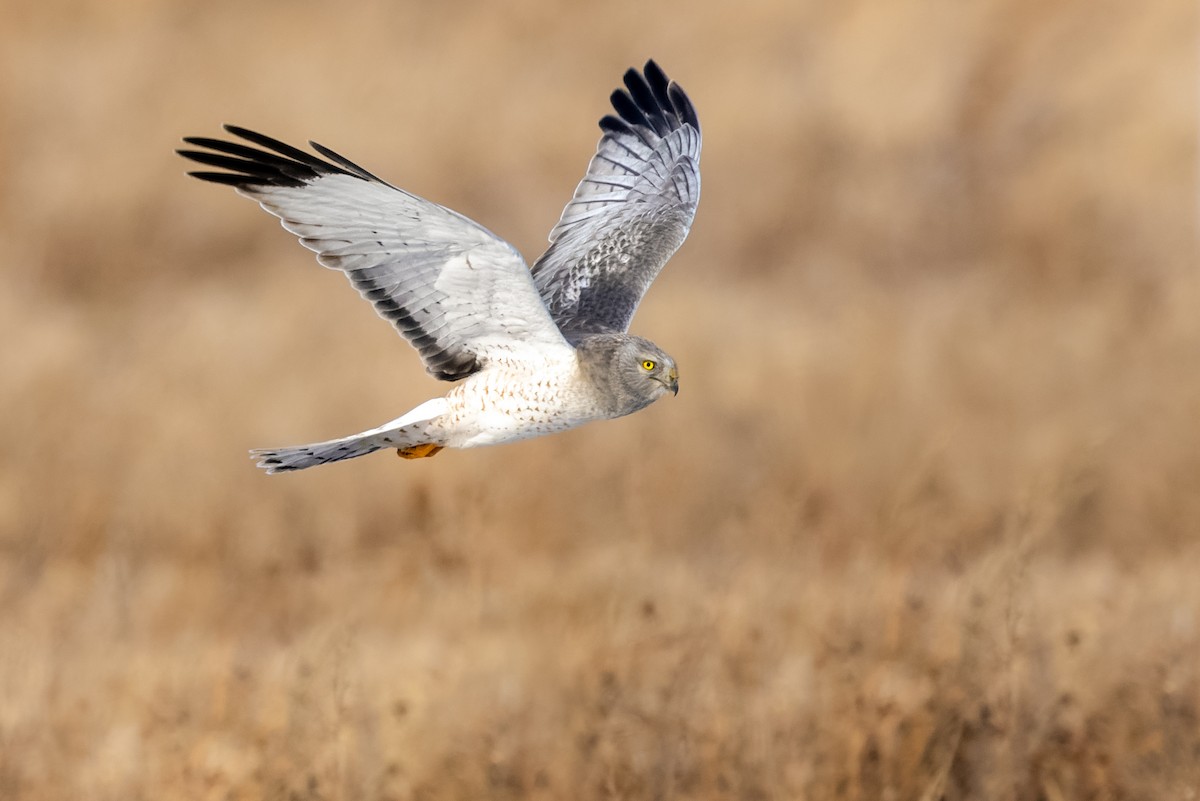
[178,60,701,473]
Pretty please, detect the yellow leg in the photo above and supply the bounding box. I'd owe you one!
[396,443,444,460]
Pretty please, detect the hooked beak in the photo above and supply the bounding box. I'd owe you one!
[667,366,679,396]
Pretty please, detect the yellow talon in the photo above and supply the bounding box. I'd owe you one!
[396,443,444,460]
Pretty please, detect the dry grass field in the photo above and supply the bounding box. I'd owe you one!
[2,0,1198,798]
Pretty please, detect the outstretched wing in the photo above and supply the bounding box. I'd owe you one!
[530,60,701,339]
[178,126,569,381]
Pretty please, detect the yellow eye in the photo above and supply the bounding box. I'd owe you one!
[641,360,657,371]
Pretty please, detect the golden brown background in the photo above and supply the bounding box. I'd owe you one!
[2,0,1198,798]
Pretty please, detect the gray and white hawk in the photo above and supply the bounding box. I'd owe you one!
[178,60,701,473]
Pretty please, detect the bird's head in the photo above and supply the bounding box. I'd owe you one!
[576,333,679,417]
[610,335,679,414]
[627,337,679,397]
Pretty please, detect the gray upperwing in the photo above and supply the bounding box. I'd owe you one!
[530,60,702,338]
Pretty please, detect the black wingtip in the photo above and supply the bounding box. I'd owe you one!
[177,125,377,189]
[185,170,271,187]
[309,140,390,184]
[602,60,699,139]
[610,88,651,130]
[222,123,259,140]
[668,84,700,132]
[599,114,631,135]
[643,59,667,87]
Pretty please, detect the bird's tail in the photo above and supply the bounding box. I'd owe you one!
[251,398,449,474]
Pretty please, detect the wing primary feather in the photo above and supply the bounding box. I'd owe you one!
[622,69,656,110]
[309,140,391,184]
[176,149,289,179]
[181,136,303,170]
[186,170,289,187]
[643,61,675,115]
[609,89,650,130]
[623,69,671,137]
[668,84,700,131]
[223,124,352,177]
[598,115,631,135]
[177,149,314,187]
[179,126,385,189]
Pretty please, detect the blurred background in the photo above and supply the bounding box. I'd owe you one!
[2,0,1197,798]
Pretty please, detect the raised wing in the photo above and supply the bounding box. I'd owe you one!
[178,126,569,381]
[530,60,701,339]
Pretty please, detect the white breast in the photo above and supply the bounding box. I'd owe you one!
[438,351,598,449]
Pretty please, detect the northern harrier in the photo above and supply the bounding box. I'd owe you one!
[178,60,701,472]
